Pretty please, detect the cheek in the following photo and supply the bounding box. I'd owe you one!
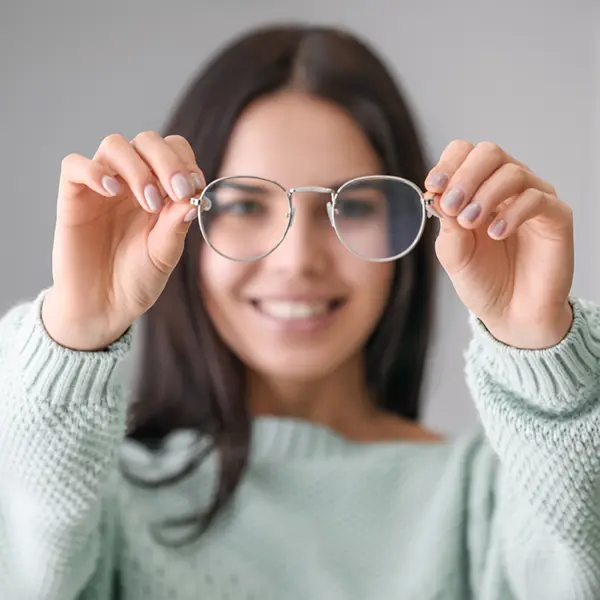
[344,261,395,318]
[199,251,250,317]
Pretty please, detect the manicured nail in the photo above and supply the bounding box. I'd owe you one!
[458,203,482,223]
[488,219,507,238]
[426,172,449,190]
[191,172,205,190]
[144,184,163,212]
[171,173,195,199]
[101,175,121,196]
[183,208,198,222]
[441,188,464,212]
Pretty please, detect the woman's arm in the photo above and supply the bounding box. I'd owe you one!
[0,290,132,600]
[465,296,600,599]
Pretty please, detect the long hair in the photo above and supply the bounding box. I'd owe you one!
[124,24,438,543]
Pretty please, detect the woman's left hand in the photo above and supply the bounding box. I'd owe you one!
[425,140,574,350]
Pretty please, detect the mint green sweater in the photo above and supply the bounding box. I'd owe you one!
[1,289,600,600]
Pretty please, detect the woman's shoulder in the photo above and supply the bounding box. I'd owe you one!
[373,422,500,496]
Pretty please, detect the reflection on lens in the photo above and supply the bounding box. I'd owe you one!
[333,177,425,260]
[199,177,291,261]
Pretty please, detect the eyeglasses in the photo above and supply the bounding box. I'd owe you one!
[188,174,437,262]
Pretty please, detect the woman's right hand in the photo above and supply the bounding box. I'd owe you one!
[41,132,204,351]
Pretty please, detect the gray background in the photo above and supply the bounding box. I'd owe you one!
[0,0,597,436]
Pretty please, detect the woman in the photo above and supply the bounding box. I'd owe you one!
[1,24,599,600]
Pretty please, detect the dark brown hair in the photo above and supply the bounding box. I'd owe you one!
[124,23,438,543]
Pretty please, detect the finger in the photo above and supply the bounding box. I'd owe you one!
[437,141,542,219]
[59,153,123,199]
[486,189,570,240]
[425,139,474,195]
[93,134,165,213]
[424,140,475,229]
[146,193,199,275]
[128,139,168,203]
[130,131,197,203]
[437,141,507,217]
[164,135,206,193]
[457,162,556,230]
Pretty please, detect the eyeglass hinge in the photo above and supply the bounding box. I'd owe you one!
[190,197,212,211]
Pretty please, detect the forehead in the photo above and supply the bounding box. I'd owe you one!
[217,91,382,189]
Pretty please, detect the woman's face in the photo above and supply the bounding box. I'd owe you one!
[199,91,395,382]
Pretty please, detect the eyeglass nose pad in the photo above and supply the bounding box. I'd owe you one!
[288,205,296,226]
[326,201,335,227]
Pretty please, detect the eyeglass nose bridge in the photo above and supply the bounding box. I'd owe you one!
[287,186,336,228]
[288,186,334,195]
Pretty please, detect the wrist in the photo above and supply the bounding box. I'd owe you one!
[41,289,129,351]
[482,301,574,350]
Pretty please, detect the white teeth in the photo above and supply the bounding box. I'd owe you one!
[258,301,331,320]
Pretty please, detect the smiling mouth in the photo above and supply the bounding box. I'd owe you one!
[250,299,345,320]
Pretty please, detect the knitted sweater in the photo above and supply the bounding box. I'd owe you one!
[1,289,600,600]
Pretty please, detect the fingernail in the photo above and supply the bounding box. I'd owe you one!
[183,208,198,222]
[488,219,507,238]
[191,172,205,190]
[102,175,121,196]
[144,184,163,212]
[441,188,464,212]
[458,203,482,223]
[426,172,449,190]
[171,173,195,199]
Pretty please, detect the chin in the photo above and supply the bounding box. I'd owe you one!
[245,346,357,383]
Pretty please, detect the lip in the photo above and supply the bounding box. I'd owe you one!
[248,294,345,302]
[248,297,346,333]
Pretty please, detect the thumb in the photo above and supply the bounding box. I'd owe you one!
[147,200,198,274]
[430,194,476,275]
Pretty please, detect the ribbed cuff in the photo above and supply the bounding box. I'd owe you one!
[14,288,134,411]
[466,297,600,413]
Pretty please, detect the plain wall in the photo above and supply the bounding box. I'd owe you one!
[0,0,597,435]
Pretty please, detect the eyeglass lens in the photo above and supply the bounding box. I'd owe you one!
[198,176,424,261]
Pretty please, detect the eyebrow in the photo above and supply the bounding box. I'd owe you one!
[330,179,386,192]
[213,178,384,195]
[215,181,270,194]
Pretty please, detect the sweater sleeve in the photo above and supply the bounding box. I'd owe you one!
[0,289,133,600]
[464,297,600,599]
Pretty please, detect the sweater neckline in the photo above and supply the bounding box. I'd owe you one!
[245,415,440,460]
[250,415,354,459]
[123,416,442,467]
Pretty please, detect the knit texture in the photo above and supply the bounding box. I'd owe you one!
[1,289,599,599]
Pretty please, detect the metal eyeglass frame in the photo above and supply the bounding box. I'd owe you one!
[188,174,438,263]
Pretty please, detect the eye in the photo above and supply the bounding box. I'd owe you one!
[335,198,379,218]
[216,198,265,216]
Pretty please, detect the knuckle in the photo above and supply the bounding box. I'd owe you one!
[546,181,557,196]
[477,141,504,160]
[503,162,526,184]
[99,133,127,152]
[165,135,200,168]
[132,130,161,145]
[448,139,474,154]
[61,152,78,169]
[149,252,175,276]
[533,189,548,207]
[164,134,188,147]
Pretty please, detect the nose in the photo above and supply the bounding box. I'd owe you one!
[266,190,335,276]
